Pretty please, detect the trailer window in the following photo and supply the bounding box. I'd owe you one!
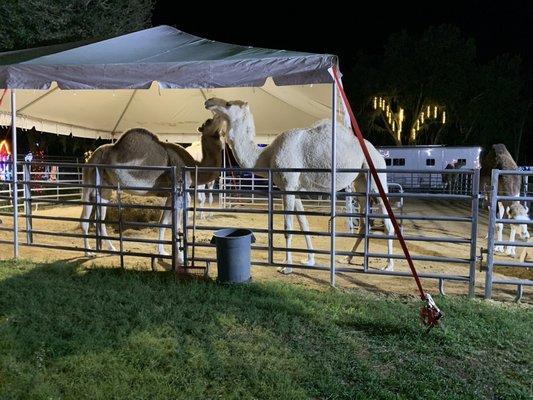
[385,158,392,166]
[426,158,436,166]
[392,158,405,166]
[458,158,466,166]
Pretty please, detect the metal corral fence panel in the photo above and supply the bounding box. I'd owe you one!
[0,163,82,211]
[484,169,533,300]
[183,166,480,297]
[217,169,405,233]
[0,161,184,271]
[3,161,531,301]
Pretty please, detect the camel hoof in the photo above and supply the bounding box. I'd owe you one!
[494,246,504,253]
[300,258,315,267]
[277,266,293,275]
[85,252,96,258]
[382,264,394,271]
[344,256,358,265]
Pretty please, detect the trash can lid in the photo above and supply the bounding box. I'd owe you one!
[212,228,254,239]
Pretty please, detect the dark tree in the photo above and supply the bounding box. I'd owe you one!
[0,0,154,158]
[347,25,528,162]
[0,0,154,51]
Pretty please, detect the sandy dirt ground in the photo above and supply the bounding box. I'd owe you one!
[0,197,531,303]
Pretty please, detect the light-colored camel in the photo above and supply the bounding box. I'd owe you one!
[205,98,394,274]
[480,144,530,257]
[80,117,225,263]
[186,140,216,219]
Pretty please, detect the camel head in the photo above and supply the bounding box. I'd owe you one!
[506,202,531,240]
[198,115,226,152]
[205,98,248,118]
[204,98,250,142]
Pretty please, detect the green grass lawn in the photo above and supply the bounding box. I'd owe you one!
[0,260,531,399]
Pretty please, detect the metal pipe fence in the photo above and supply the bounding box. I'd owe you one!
[484,169,533,300]
[1,160,531,301]
[183,166,481,297]
[0,161,182,270]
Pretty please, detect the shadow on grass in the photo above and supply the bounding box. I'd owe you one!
[0,261,530,399]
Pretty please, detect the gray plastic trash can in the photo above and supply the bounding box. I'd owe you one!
[210,228,255,283]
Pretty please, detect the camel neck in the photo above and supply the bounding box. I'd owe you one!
[196,140,222,184]
[228,111,263,169]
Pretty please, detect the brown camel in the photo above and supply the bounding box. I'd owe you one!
[480,143,530,256]
[80,116,225,263]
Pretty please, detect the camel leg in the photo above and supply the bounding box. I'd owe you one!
[381,206,395,271]
[294,198,315,266]
[98,192,116,252]
[495,202,505,253]
[157,196,184,265]
[506,224,517,257]
[345,184,354,233]
[197,185,206,220]
[370,173,394,270]
[157,197,171,257]
[207,181,214,218]
[347,221,365,265]
[279,194,296,274]
[346,192,366,265]
[80,187,96,257]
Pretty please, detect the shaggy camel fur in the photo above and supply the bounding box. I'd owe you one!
[205,98,395,274]
[480,143,530,257]
[186,140,215,219]
[80,117,224,263]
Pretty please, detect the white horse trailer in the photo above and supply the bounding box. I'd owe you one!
[377,145,482,191]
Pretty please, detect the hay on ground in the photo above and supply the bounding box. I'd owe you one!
[105,193,165,229]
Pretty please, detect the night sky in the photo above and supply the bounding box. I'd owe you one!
[152,0,531,71]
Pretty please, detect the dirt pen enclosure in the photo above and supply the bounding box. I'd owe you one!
[1,193,530,303]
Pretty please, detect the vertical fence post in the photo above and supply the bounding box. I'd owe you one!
[171,166,178,273]
[182,167,188,268]
[251,172,255,204]
[484,169,499,299]
[23,163,33,244]
[363,169,371,272]
[267,169,274,264]
[94,166,102,251]
[117,182,124,269]
[330,82,337,286]
[222,146,227,209]
[468,169,480,298]
[11,89,19,258]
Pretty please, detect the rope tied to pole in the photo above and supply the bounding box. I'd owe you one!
[331,67,443,330]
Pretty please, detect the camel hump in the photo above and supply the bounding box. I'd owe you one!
[491,143,518,170]
[116,128,162,146]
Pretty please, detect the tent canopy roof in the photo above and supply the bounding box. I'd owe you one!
[0,26,342,143]
[0,25,337,90]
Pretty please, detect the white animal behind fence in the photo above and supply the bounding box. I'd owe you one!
[205,98,395,274]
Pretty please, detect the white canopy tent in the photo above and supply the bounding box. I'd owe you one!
[0,25,343,268]
[0,25,343,143]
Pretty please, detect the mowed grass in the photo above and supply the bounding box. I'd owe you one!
[0,260,531,400]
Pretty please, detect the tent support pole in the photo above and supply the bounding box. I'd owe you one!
[330,82,337,286]
[11,89,19,258]
[110,89,138,138]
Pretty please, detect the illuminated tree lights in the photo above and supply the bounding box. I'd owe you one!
[372,96,446,144]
